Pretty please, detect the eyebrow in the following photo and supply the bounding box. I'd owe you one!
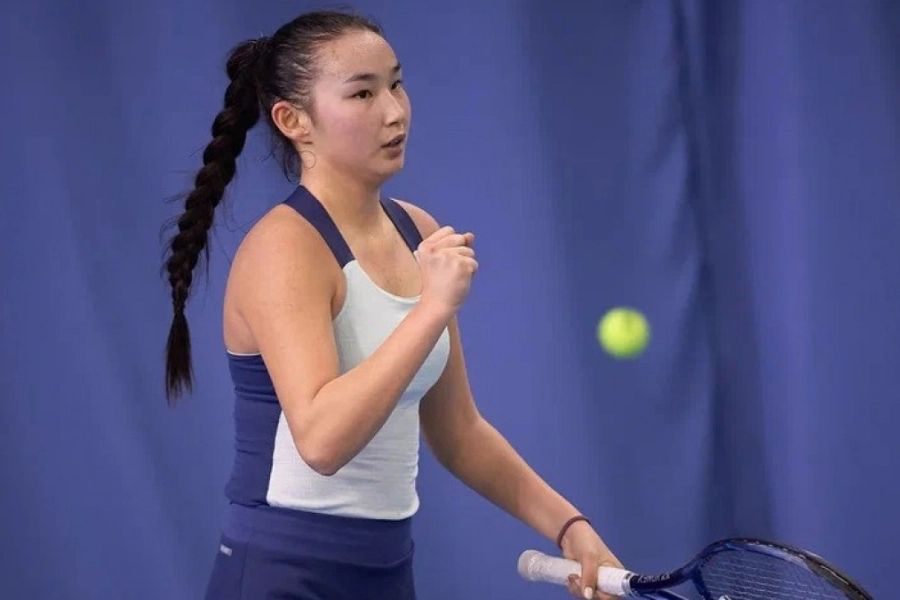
[343,63,402,84]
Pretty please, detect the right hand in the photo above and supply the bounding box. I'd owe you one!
[417,226,478,316]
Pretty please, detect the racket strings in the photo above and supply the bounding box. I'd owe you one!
[697,550,849,600]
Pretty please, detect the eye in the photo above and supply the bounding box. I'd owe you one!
[352,89,373,99]
[391,79,404,90]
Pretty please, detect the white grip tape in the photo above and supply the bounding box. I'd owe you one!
[517,550,631,596]
[597,566,630,596]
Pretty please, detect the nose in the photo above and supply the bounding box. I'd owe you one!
[382,89,408,126]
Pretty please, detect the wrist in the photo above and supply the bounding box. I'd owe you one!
[416,294,455,323]
[556,514,591,549]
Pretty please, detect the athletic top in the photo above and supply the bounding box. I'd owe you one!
[222,185,451,521]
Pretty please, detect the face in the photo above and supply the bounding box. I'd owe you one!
[302,29,411,183]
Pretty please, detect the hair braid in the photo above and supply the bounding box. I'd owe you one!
[163,38,267,403]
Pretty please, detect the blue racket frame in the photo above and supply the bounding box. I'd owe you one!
[624,537,873,600]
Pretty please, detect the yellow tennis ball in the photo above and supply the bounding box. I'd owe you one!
[597,307,650,358]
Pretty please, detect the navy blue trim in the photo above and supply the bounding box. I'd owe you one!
[223,353,281,507]
[283,186,354,268]
[282,187,423,265]
[380,197,423,252]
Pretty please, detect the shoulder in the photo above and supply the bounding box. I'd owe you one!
[391,198,441,239]
[238,204,331,265]
[229,203,338,301]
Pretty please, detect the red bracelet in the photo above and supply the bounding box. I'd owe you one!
[556,515,590,548]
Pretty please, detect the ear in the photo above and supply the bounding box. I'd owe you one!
[271,100,313,144]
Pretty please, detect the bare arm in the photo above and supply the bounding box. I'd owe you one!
[404,201,621,600]
[419,316,585,542]
[232,207,473,476]
[391,200,582,539]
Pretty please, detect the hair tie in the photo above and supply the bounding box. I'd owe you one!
[556,515,590,549]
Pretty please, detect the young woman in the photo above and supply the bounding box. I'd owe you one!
[162,9,623,600]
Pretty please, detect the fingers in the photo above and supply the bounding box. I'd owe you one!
[579,554,601,600]
[434,233,473,250]
[423,226,456,244]
[449,255,479,274]
[418,225,479,279]
[422,226,475,249]
[420,226,477,273]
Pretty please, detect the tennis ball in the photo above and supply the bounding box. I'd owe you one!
[597,307,650,358]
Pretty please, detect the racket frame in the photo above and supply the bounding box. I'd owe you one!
[623,537,873,600]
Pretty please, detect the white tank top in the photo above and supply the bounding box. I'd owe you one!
[224,185,450,521]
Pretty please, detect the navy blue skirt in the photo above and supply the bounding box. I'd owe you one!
[204,503,417,600]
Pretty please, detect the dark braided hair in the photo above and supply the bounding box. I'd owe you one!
[163,10,384,403]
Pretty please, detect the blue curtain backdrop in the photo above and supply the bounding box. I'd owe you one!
[1,0,896,598]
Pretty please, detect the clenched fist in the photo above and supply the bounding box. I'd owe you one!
[417,226,478,317]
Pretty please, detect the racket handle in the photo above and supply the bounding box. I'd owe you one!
[517,550,632,596]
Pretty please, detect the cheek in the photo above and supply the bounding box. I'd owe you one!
[326,112,379,152]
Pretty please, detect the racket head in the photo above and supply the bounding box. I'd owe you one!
[689,537,873,600]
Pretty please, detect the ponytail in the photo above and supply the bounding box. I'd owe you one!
[163,37,267,403]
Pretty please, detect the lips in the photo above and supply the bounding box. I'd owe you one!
[383,134,406,147]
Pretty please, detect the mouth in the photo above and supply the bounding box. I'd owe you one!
[383,134,406,148]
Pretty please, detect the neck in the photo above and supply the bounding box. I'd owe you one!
[300,165,384,233]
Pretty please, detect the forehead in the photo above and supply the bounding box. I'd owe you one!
[315,29,399,80]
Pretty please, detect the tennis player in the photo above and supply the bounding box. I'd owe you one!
[162,9,623,600]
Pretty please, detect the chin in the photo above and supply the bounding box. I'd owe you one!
[372,160,405,183]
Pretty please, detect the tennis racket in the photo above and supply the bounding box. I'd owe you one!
[517,537,873,600]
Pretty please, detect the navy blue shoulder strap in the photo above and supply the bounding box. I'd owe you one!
[380,197,423,252]
[281,187,423,264]
[282,186,354,267]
